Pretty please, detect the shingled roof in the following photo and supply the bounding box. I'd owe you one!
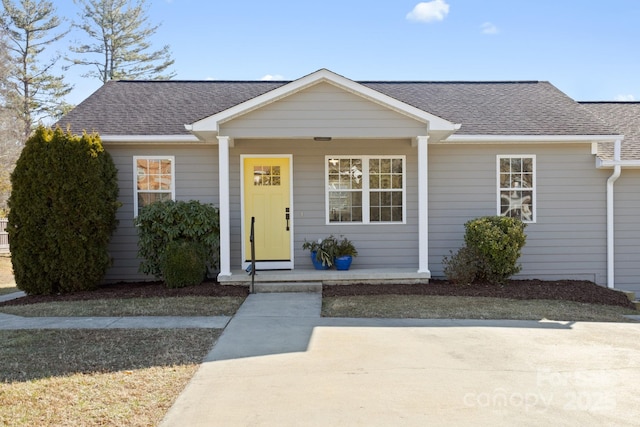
[580,102,640,161]
[57,78,617,137]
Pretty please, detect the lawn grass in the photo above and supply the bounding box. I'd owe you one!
[0,284,17,296]
[323,295,637,322]
[0,296,245,317]
[0,256,17,295]
[0,329,220,426]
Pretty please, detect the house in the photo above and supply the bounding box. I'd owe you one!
[57,69,640,295]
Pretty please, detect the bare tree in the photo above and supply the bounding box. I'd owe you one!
[69,0,175,83]
[1,0,73,137]
[0,28,24,215]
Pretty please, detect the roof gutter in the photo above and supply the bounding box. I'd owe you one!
[100,134,203,144]
[606,139,622,289]
[443,134,622,144]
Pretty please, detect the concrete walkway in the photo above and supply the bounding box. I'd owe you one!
[0,291,230,329]
[0,290,24,303]
[0,312,230,329]
[160,293,640,427]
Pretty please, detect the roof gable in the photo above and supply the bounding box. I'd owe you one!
[214,81,440,139]
[188,69,459,140]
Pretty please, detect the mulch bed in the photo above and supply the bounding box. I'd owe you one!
[323,279,636,309]
[1,278,635,310]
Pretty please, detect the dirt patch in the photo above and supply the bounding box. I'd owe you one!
[323,280,635,309]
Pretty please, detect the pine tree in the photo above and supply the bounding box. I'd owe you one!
[0,28,25,215]
[1,0,73,137]
[69,0,175,83]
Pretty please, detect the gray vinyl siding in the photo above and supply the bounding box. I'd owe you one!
[614,170,640,294]
[429,143,611,285]
[102,139,626,287]
[104,144,218,282]
[229,139,419,270]
[221,82,427,139]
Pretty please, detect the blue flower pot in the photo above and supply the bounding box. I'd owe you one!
[334,255,353,271]
[310,251,330,270]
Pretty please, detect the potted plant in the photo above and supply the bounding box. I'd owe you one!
[302,236,337,269]
[333,235,358,270]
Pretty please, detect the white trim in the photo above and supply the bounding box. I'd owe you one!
[132,155,175,218]
[416,136,430,274]
[606,139,622,289]
[240,155,294,271]
[190,69,460,135]
[102,135,202,143]
[444,134,623,144]
[218,136,232,277]
[496,155,537,223]
[596,158,640,169]
[325,155,407,225]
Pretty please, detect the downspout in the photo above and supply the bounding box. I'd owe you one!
[606,139,622,288]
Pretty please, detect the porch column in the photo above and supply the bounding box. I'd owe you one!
[417,135,430,274]
[218,135,231,277]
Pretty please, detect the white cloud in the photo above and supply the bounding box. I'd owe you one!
[481,22,498,34]
[614,94,635,101]
[406,0,450,23]
[261,74,285,81]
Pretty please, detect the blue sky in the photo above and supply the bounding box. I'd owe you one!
[50,0,640,106]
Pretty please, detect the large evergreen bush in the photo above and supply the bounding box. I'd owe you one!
[134,200,220,280]
[7,127,120,294]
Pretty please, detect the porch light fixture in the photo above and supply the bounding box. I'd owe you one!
[313,136,332,141]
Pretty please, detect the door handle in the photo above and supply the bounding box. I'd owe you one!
[285,208,290,231]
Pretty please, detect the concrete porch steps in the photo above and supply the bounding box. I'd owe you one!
[253,282,322,293]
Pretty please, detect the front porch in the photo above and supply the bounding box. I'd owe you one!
[217,267,431,286]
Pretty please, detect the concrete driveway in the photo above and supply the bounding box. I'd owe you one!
[160,293,640,427]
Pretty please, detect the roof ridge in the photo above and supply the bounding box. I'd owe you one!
[112,80,291,83]
[579,101,640,104]
[109,79,545,85]
[361,80,543,84]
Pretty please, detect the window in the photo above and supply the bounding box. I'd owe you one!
[498,155,535,223]
[326,156,405,224]
[253,165,281,186]
[134,156,175,216]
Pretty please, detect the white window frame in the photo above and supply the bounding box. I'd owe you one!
[325,155,406,225]
[496,155,536,223]
[133,156,176,217]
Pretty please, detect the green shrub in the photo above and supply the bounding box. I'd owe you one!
[134,200,219,278]
[463,216,527,284]
[442,246,481,285]
[160,240,208,288]
[7,127,120,294]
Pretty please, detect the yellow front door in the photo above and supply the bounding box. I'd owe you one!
[243,157,291,264]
